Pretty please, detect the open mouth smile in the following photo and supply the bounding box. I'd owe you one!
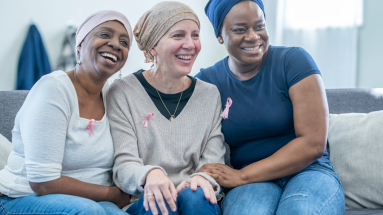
[242,44,262,51]
[100,52,119,63]
[176,55,193,61]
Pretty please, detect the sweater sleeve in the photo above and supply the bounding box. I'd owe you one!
[21,75,71,183]
[191,87,226,195]
[107,81,167,195]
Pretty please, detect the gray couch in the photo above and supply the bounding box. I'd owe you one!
[1,89,383,215]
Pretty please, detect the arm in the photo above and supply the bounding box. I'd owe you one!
[200,74,328,187]
[22,76,129,207]
[177,88,226,201]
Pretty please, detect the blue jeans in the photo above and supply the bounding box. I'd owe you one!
[127,187,221,215]
[0,194,128,215]
[222,162,345,215]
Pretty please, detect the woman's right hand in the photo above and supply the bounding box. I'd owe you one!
[109,187,131,209]
[144,169,177,215]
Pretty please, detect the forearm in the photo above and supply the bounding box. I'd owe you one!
[240,136,325,185]
[29,176,117,202]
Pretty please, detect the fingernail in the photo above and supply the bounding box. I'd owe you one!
[172,207,176,211]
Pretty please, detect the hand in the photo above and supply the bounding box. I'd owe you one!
[110,187,131,208]
[144,169,177,215]
[198,164,245,188]
[176,175,217,204]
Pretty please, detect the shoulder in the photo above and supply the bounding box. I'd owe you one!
[195,57,228,83]
[30,71,74,99]
[194,79,220,98]
[108,74,140,95]
[269,46,312,61]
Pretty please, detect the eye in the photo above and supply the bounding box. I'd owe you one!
[120,40,128,47]
[192,33,199,38]
[173,34,184,38]
[99,32,110,38]
[233,28,246,33]
[255,24,265,30]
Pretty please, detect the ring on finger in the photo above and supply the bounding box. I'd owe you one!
[147,193,154,197]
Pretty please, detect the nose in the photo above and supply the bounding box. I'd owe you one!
[108,37,121,51]
[182,35,196,50]
[244,29,260,41]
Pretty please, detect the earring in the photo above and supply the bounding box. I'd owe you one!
[118,70,122,80]
[219,38,223,43]
[76,57,81,65]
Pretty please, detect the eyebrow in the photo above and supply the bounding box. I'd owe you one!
[231,19,265,26]
[99,27,130,39]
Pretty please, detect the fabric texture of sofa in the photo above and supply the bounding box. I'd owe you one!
[1,89,383,215]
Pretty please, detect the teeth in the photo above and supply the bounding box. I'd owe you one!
[177,55,192,60]
[100,53,117,62]
[243,45,261,51]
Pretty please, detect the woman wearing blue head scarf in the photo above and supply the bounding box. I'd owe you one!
[196,0,345,214]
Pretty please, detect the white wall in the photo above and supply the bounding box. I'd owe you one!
[0,0,227,91]
[357,0,383,88]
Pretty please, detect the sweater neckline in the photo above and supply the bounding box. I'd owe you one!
[132,74,200,123]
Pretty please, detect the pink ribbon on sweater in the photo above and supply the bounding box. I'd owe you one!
[221,98,232,119]
[88,119,96,135]
[143,113,154,128]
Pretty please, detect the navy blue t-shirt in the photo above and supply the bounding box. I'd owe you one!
[195,45,329,169]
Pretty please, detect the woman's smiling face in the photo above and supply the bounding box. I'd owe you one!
[152,19,201,78]
[220,1,269,66]
[78,20,130,78]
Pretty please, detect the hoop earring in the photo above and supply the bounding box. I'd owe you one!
[118,70,122,80]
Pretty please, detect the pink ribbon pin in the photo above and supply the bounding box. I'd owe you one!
[143,113,154,128]
[88,119,96,135]
[221,98,232,119]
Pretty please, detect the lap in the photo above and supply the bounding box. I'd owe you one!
[126,187,220,215]
[222,182,282,215]
[0,194,126,215]
[276,162,345,215]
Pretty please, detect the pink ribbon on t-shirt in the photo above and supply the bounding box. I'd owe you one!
[143,113,154,128]
[88,119,96,135]
[221,98,232,119]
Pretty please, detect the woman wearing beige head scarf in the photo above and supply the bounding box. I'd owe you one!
[107,1,225,215]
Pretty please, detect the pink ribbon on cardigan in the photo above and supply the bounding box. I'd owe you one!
[88,119,96,135]
[221,98,232,119]
[143,113,154,128]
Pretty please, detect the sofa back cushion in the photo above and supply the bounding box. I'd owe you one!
[329,111,383,209]
[0,91,29,142]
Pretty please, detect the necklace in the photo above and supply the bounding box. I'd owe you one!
[152,74,184,122]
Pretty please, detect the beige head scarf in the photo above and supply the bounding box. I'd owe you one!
[134,1,200,63]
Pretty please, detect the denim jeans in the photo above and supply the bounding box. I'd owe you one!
[222,162,345,215]
[127,187,221,215]
[0,194,128,215]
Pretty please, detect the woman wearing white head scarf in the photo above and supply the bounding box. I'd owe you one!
[0,10,133,215]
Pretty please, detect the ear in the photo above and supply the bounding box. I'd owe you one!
[217,36,224,44]
[150,48,157,57]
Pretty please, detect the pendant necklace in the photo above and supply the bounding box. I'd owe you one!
[152,75,184,122]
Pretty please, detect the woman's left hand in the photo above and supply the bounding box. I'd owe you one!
[176,175,217,204]
[198,164,245,188]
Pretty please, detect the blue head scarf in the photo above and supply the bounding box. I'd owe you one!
[205,0,265,37]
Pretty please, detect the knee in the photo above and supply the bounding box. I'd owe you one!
[66,197,106,215]
[177,187,209,208]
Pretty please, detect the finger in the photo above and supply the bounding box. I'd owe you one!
[190,179,198,191]
[143,186,149,211]
[207,173,220,181]
[147,186,159,215]
[210,184,217,204]
[152,186,168,215]
[170,183,178,202]
[199,182,211,201]
[159,183,176,213]
[176,181,187,194]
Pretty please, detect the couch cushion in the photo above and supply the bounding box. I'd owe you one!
[346,209,383,215]
[328,111,383,209]
[0,91,29,141]
[0,133,12,170]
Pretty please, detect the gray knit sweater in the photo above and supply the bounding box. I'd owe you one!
[106,74,226,203]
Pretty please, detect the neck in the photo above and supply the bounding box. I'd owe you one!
[70,66,107,99]
[228,52,268,81]
[144,68,188,94]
